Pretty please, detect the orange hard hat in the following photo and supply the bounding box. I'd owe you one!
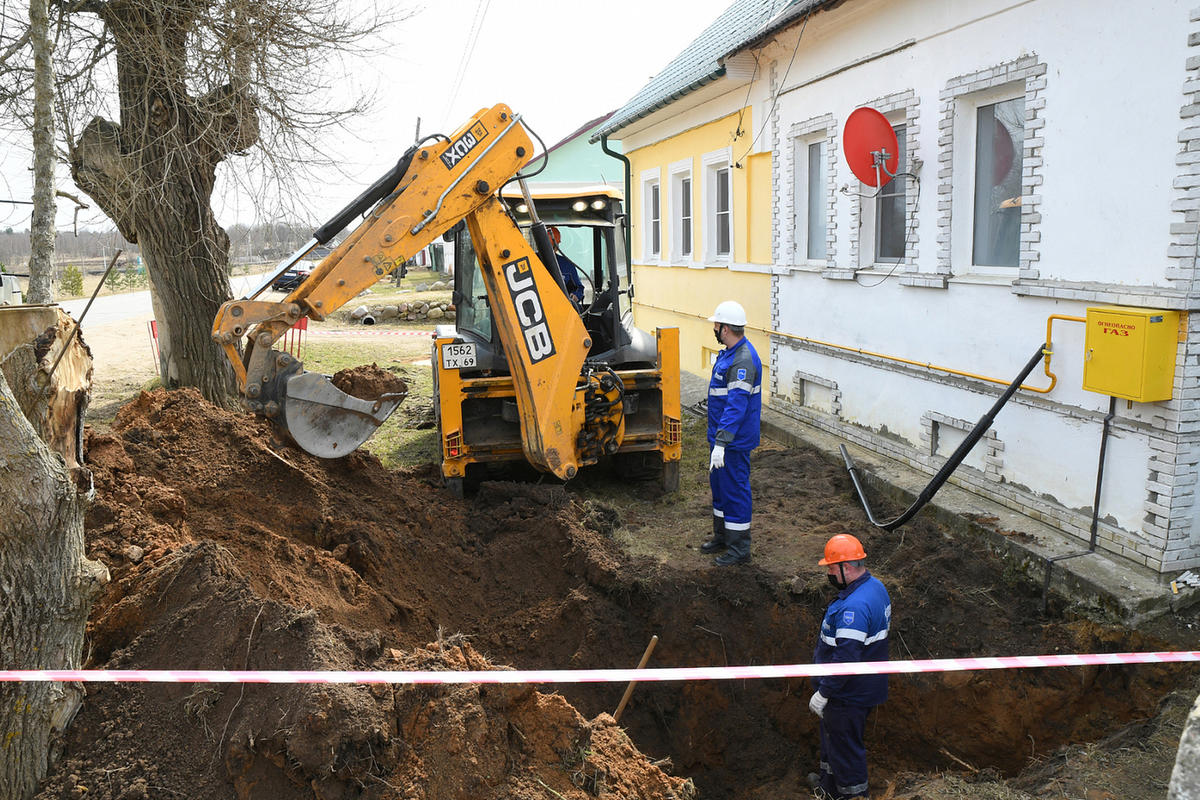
[818,533,866,565]
[547,225,561,246]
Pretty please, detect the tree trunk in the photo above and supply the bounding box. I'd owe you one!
[0,311,107,800]
[67,4,258,406]
[25,0,55,305]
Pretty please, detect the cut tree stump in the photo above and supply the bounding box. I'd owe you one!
[0,305,107,800]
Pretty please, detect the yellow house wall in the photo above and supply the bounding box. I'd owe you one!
[626,111,773,398]
[746,152,773,265]
[633,265,772,394]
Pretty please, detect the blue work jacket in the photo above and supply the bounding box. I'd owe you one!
[707,337,762,451]
[812,571,891,707]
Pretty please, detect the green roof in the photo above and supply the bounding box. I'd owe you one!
[592,0,838,141]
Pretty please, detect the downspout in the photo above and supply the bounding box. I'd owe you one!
[601,133,632,270]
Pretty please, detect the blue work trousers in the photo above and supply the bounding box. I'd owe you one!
[818,701,871,799]
[709,447,751,530]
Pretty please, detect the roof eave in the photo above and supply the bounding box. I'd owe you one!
[589,66,726,143]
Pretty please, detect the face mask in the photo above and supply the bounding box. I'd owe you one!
[827,574,846,590]
[713,326,723,345]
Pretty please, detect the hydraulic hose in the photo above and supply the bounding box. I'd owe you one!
[841,342,1048,531]
[313,148,416,244]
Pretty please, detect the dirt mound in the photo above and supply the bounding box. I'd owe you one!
[44,389,1198,799]
[45,390,689,799]
[331,364,408,400]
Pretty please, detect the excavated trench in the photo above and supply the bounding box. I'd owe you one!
[41,389,1196,800]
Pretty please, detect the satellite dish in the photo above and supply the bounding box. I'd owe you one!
[843,107,899,188]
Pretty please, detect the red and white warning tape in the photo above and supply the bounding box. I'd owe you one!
[308,329,434,337]
[2,651,1197,684]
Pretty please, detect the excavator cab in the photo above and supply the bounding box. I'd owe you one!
[435,182,680,495]
[443,183,651,369]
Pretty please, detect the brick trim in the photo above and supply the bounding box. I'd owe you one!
[921,410,1003,478]
[793,370,842,417]
[936,55,1048,280]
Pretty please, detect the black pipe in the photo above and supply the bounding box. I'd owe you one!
[1041,394,1117,614]
[600,133,632,272]
[842,342,1048,531]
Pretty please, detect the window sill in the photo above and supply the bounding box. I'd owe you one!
[899,273,949,289]
[948,272,1018,287]
[821,267,859,281]
[777,263,825,275]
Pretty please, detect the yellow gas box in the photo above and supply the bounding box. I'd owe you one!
[1082,306,1181,402]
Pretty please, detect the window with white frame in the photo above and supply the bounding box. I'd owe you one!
[669,159,693,261]
[640,168,661,261]
[972,96,1024,268]
[793,136,828,262]
[948,80,1029,274]
[702,148,732,262]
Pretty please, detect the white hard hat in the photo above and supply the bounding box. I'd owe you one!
[708,300,747,327]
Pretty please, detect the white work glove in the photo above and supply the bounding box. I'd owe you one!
[808,691,828,718]
[709,444,726,471]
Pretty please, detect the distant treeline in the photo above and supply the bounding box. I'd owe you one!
[0,222,315,273]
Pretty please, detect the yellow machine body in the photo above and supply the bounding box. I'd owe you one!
[435,327,682,483]
[1082,306,1182,402]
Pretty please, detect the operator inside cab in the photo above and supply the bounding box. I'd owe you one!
[547,225,586,308]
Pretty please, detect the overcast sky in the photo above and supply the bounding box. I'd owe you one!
[0,0,734,233]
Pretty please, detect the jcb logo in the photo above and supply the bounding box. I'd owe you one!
[441,121,489,169]
[503,257,556,364]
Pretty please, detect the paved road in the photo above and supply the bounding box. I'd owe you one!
[60,271,272,327]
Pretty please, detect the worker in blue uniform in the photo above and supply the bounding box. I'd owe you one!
[547,226,585,306]
[701,300,762,567]
[808,534,892,799]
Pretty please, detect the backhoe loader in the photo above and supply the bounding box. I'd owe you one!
[212,103,681,492]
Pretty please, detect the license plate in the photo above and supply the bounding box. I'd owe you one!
[441,342,477,369]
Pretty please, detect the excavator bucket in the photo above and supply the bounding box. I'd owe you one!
[282,371,406,458]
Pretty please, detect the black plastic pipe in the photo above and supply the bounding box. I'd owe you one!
[1040,394,1117,614]
[841,342,1048,531]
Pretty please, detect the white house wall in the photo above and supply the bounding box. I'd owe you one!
[762,0,1200,571]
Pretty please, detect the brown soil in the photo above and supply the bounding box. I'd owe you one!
[331,364,409,400]
[35,389,1199,800]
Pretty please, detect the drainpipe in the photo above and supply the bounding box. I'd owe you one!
[601,133,632,271]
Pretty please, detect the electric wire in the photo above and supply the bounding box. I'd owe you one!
[735,7,812,168]
[441,0,493,127]
[731,50,760,144]
[854,170,922,288]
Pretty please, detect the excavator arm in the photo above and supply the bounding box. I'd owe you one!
[212,103,594,477]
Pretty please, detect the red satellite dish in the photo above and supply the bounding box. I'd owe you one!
[843,107,899,188]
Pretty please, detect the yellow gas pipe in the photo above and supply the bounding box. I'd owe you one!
[637,302,1086,395]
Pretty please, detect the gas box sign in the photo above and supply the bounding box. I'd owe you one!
[1095,318,1146,338]
[440,121,489,169]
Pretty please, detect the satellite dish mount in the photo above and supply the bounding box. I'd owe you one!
[842,107,902,198]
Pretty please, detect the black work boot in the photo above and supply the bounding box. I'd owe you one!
[700,516,727,553]
[715,529,751,566]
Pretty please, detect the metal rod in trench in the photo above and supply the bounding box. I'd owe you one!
[1041,394,1117,614]
[47,249,123,379]
[612,635,659,724]
[841,342,1049,531]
